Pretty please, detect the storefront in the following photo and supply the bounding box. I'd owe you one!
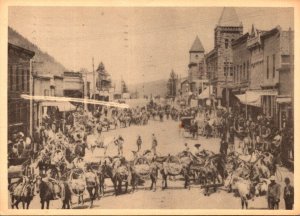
[276,97,292,129]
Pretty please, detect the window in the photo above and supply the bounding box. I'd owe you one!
[27,70,30,92]
[247,60,250,80]
[237,65,239,82]
[225,39,229,49]
[267,56,269,79]
[50,86,55,96]
[273,54,276,78]
[231,39,235,46]
[233,66,236,82]
[16,67,19,91]
[21,69,25,91]
[281,55,290,63]
[243,63,246,80]
[9,66,13,91]
[230,66,233,76]
[240,65,242,82]
[44,89,49,96]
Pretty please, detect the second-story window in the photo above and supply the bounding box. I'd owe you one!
[273,54,276,78]
[9,66,13,91]
[247,60,250,80]
[16,67,19,91]
[21,69,25,91]
[267,56,269,79]
[243,63,246,80]
[26,70,30,92]
[225,39,229,49]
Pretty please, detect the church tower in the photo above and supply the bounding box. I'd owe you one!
[214,7,243,82]
[188,36,205,81]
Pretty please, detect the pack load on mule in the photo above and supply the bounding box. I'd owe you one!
[132,156,152,179]
[163,155,183,176]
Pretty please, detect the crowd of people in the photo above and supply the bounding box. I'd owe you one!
[7,99,294,210]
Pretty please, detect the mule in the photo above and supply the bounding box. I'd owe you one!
[9,179,35,209]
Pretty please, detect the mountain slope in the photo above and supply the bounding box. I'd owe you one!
[8,26,67,75]
[128,79,168,97]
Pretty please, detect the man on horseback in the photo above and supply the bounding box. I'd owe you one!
[43,170,60,200]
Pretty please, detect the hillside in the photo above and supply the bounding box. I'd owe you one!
[128,79,168,97]
[8,26,67,75]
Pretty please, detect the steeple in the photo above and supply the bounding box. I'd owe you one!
[189,35,205,53]
[218,7,242,27]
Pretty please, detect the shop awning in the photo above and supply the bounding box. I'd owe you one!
[40,101,76,112]
[276,97,292,104]
[235,92,261,107]
[198,86,213,99]
[20,94,129,108]
[235,90,277,107]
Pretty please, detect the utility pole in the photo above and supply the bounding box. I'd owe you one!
[92,57,95,112]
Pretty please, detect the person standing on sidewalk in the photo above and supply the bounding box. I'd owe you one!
[267,175,281,209]
[284,177,294,210]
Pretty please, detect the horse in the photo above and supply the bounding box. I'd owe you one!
[86,133,97,154]
[97,158,116,196]
[9,178,35,209]
[35,175,61,209]
[111,157,131,195]
[130,155,160,192]
[230,177,256,209]
[69,168,86,206]
[84,169,100,208]
[160,155,190,190]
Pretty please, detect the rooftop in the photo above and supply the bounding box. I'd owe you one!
[189,36,205,52]
[218,7,241,27]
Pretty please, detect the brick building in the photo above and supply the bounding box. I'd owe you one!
[230,25,294,127]
[205,7,243,107]
[8,43,35,136]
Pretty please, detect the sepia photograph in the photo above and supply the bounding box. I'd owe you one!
[1,0,298,214]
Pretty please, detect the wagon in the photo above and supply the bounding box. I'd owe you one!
[180,116,194,138]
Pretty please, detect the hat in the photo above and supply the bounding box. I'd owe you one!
[194,144,201,148]
[270,175,276,181]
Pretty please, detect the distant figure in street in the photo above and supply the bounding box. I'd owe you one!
[115,136,124,157]
[151,134,158,156]
[184,143,190,152]
[219,138,228,155]
[284,177,294,210]
[228,126,235,153]
[136,135,142,152]
[194,144,201,157]
[267,175,281,209]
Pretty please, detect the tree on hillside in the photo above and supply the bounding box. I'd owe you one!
[167,69,178,98]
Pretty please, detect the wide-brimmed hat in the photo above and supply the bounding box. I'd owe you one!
[194,144,201,148]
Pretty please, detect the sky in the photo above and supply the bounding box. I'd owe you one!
[8,7,294,85]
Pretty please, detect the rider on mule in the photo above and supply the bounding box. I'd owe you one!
[42,170,60,200]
